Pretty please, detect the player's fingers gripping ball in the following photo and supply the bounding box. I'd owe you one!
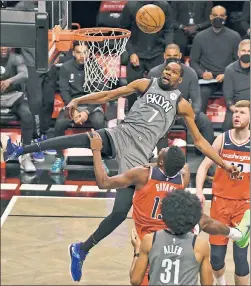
[87,129,103,151]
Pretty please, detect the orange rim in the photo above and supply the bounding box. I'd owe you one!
[74,27,131,42]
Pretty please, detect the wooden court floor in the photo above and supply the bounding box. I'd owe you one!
[1,196,250,285]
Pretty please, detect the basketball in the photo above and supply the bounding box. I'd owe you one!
[136,4,165,34]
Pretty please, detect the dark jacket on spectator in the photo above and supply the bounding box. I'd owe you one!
[59,58,100,113]
[120,1,173,59]
[148,62,201,116]
[190,26,241,78]
[0,52,28,93]
[240,1,250,35]
[171,1,213,30]
[223,60,250,107]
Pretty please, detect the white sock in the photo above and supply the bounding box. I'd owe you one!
[227,227,242,241]
[215,274,227,285]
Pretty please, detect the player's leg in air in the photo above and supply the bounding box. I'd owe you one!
[1,131,136,282]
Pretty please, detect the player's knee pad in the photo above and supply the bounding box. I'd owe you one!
[210,244,227,271]
[233,244,250,276]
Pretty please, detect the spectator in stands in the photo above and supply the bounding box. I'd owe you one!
[120,1,173,111]
[15,1,58,163]
[240,1,250,39]
[171,1,213,55]
[50,41,106,173]
[148,43,214,148]
[222,39,250,131]
[0,47,35,172]
[190,5,241,114]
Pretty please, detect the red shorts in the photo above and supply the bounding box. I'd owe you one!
[210,196,250,245]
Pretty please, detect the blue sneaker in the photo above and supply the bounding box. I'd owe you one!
[69,243,88,282]
[1,135,24,161]
[50,157,66,173]
[41,135,57,155]
[32,139,45,162]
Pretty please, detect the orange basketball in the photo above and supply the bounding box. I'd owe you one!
[136,4,165,34]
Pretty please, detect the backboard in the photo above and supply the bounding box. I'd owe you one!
[0,1,72,72]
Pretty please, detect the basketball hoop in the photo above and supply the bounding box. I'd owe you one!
[74,27,131,93]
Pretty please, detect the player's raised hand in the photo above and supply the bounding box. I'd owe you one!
[87,129,103,151]
[65,99,78,120]
[131,228,141,250]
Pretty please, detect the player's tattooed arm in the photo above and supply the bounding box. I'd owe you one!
[177,98,238,175]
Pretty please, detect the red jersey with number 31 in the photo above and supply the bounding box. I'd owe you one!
[132,166,184,240]
[213,130,250,200]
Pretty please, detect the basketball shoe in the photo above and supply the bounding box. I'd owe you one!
[235,209,250,248]
[69,243,88,282]
[1,135,23,161]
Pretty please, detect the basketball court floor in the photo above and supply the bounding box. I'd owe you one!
[1,196,249,285]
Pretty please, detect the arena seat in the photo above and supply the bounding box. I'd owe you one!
[206,94,227,131]
[0,108,20,127]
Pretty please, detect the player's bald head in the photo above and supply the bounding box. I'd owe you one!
[211,5,226,16]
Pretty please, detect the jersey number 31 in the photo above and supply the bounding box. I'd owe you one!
[160,259,180,284]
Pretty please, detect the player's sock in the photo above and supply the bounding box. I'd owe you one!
[227,227,242,241]
[215,274,227,285]
[80,235,98,252]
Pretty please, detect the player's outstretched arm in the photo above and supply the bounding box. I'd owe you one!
[66,78,150,119]
[87,130,148,189]
[195,239,213,286]
[196,135,222,203]
[130,232,152,286]
[177,98,235,175]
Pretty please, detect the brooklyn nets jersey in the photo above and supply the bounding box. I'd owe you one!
[148,230,200,285]
[106,78,182,173]
[123,78,181,150]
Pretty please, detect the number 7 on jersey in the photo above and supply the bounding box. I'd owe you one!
[148,108,159,122]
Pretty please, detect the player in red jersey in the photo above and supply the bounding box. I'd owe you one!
[196,100,250,286]
[87,129,250,285]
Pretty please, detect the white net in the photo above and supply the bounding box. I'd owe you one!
[77,28,130,93]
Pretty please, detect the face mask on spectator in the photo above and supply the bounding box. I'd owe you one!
[165,58,181,65]
[240,54,250,64]
[212,17,225,29]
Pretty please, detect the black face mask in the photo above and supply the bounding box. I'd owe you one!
[240,54,250,64]
[212,17,225,29]
[165,58,181,65]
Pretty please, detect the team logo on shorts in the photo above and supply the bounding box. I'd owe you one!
[170,93,177,100]
[0,66,6,75]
